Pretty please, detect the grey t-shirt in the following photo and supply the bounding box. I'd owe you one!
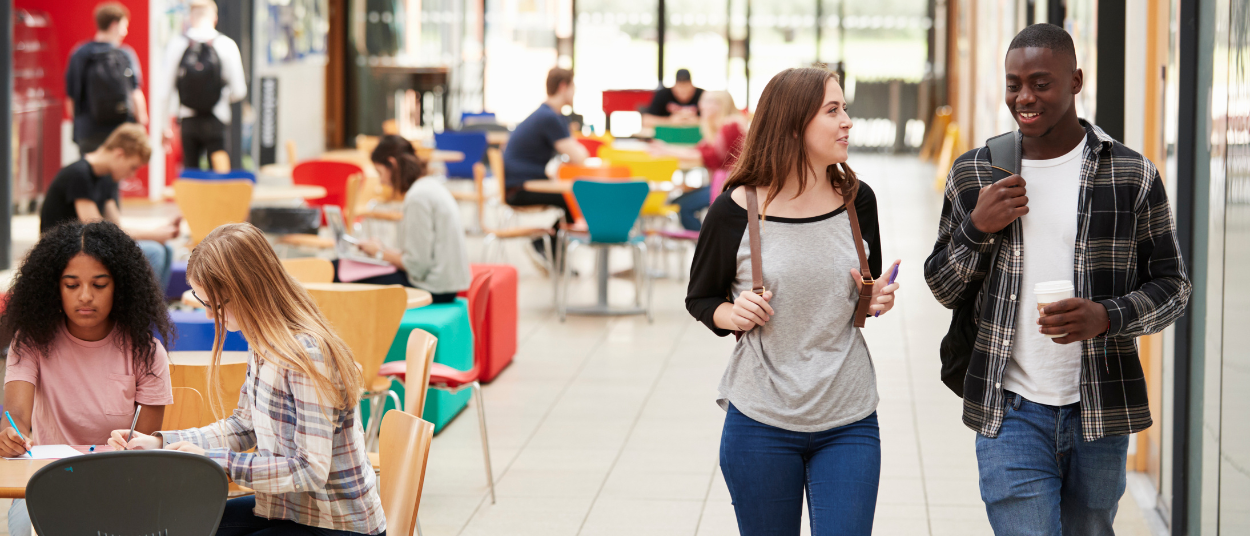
[398,176,473,294]
[686,184,883,432]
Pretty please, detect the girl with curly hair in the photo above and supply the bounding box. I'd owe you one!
[112,223,386,536]
[0,221,174,536]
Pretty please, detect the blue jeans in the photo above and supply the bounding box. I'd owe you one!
[137,240,173,293]
[720,403,880,535]
[216,496,382,536]
[673,186,710,231]
[976,391,1129,536]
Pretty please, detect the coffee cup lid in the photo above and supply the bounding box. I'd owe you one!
[1034,280,1074,294]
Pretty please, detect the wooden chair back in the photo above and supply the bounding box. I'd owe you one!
[404,328,438,418]
[473,162,489,232]
[173,179,254,246]
[488,147,507,202]
[169,357,249,426]
[281,258,335,284]
[303,284,408,391]
[285,140,298,165]
[379,411,434,536]
[162,387,205,430]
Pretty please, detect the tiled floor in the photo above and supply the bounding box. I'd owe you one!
[0,154,1156,535]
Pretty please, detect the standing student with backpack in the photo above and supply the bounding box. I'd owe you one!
[923,25,1190,535]
[160,0,247,170]
[64,2,149,155]
[686,67,900,535]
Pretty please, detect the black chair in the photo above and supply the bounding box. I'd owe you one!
[26,450,229,536]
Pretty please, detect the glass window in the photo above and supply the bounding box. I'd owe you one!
[663,0,729,91]
[574,0,660,135]
[484,0,560,126]
[747,0,818,109]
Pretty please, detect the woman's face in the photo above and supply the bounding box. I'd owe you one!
[803,79,854,167]
[373,162,393,189]
[699,94,722,118]
[189,280,240,332]
[60,253,114,336]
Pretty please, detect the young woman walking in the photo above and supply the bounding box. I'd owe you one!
[112,223,386,536]
[685,67,900,535]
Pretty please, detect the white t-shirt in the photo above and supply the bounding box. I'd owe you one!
[1003,140,1085,406]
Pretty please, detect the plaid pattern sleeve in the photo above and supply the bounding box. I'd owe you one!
[924,121,1191,442]
[161,361,258,452]
[160,337,386,535]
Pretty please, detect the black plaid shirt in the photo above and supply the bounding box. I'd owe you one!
[924,121,1191,441]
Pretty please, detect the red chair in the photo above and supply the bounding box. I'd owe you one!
[377,271,496,503]
[456,265,517,383]
[601,89,655,134]
[291,160,363,224]
[576,137,604,157]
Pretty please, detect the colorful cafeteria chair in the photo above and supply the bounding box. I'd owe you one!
[559,180,653,321]
[377,410,436,536]
[434,130,489,179]
[653,124,703,144]
[291,160,364,225]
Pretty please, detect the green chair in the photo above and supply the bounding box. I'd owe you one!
[653,125,702,144]
[366,299,473,433]
[557,180,653,321]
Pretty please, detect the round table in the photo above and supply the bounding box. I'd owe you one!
[183,285,432,310]
[164,184,327,203]
[0,445,252,498]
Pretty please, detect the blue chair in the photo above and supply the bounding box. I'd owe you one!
[434,131,489,179]
[558,180,653,321]
[179,169,257,182]
[460,112,497,126]
[164,309,250,351]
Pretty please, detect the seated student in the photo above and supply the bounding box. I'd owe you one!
[0,221,174,536]
[651,90,747,231]
[339,134,471,303]
[40,123,180,292]
[641,69,705,128]
[502,67,589,261]
[111,223,386,536]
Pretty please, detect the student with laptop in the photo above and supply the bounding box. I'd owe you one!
[0,221,174,536]
[334,134,471,304]
[111,223,386,536]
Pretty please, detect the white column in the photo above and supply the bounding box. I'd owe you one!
[1121,0,1148,153]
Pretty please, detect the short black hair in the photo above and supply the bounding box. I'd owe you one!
[1008,24,1077,69]
[675,69,692,83]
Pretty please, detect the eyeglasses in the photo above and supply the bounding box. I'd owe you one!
[192,290,228,309]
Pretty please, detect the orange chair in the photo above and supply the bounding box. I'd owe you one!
[292,160,364,224]
[555,164,633,221]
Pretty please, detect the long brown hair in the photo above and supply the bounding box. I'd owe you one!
[722,67,859,213]
[371,134,426,195]
[187,223,363,416]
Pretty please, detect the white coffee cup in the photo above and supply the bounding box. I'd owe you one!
[1034,280,1075,339]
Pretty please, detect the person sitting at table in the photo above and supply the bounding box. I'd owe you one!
[503,67,589,263]
[335,134,470,304]
[40,123,180,292]
[641,69,705,128]
[0,221,174,536]
[111,223,387,536]
[651,90,747,230]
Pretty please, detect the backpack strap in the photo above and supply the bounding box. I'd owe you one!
[843,191,874,328]
[744,186,765,295]
[973,131,1018,323]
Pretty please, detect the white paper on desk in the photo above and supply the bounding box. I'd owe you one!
[4,445,84,460]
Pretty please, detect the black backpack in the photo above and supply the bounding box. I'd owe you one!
[938,131,1018,397]
[176,37,225,116]
[84,47,134,124]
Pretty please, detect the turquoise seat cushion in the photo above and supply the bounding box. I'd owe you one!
[362,299,473,434]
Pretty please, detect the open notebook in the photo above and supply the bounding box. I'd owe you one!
[4,445,84,460]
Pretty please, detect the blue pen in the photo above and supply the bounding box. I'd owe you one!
[875,262,901,318]
[4,411,32,457]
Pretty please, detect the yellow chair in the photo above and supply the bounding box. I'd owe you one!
[162,387,205,431]
[598,152,681,222]
[303,283,408,451]
[173,179,254,246]
[378,410,435,536]
[280,258,335,284]
[169,357,249,427]
[369,328,438,473]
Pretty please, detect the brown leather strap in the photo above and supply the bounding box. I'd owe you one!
[843,192,874,328]
[744,186,765,295]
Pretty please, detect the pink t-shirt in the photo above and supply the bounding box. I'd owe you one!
[4,325,174,445]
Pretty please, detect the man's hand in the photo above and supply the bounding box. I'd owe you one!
[1039,298,1110,344]
[970,175,1029,233]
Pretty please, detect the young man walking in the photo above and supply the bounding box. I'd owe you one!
[159,0,247,169]
[924,24,1191,535]
[65,2,149,154]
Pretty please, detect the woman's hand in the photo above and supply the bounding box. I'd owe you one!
[728,290,774,331]
[357,239,383,256]
[852,260,901,318]
[164,441,207,455]
[0,428,31,458]
[108,429,162,451]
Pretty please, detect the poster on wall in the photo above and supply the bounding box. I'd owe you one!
[262,0,330,64]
